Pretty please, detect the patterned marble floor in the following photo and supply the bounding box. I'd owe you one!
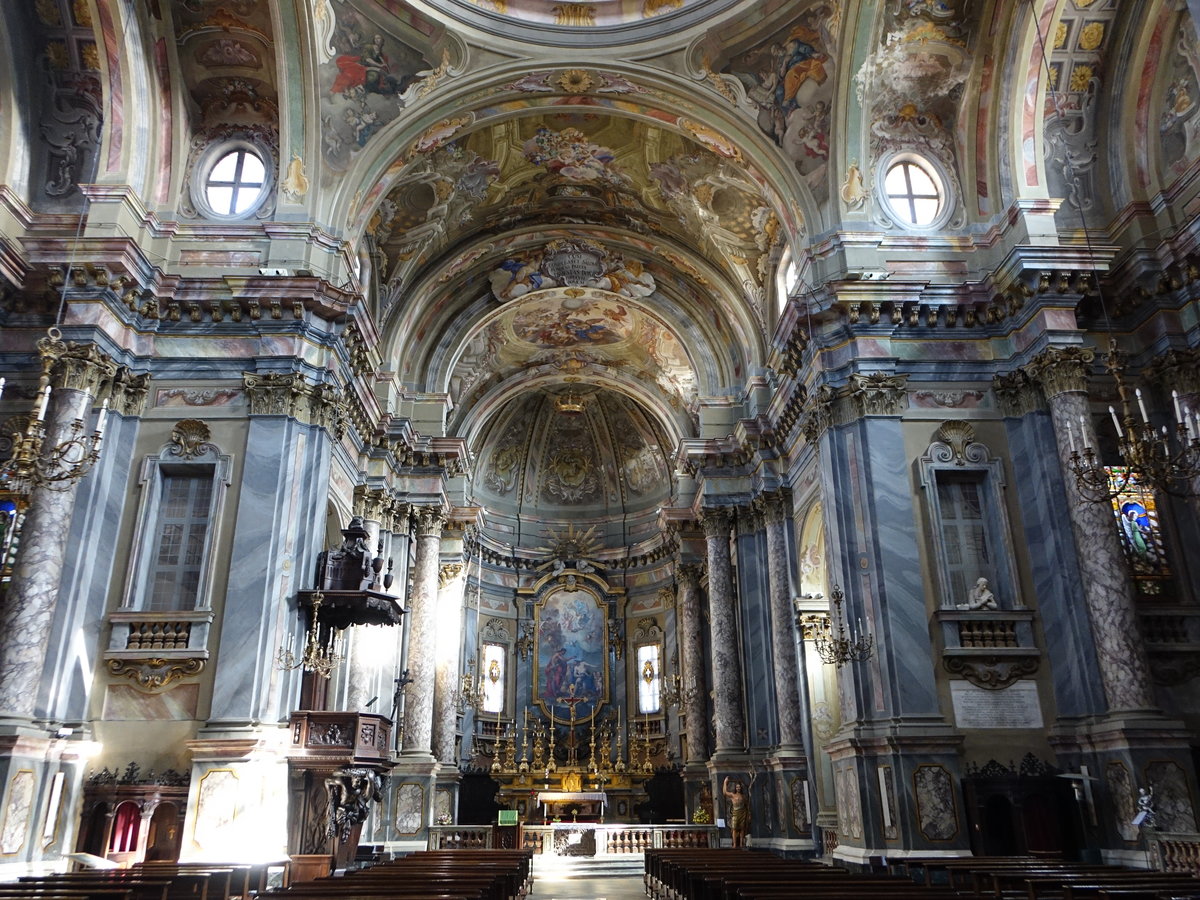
[530,875,647,899]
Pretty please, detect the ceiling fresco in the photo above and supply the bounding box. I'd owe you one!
[447,288,699,432]
[365,113,783,325]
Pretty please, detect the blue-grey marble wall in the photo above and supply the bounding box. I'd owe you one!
[736,520,777,749]
[1002,409,1106,718]
[820,417,942,722]
[207,416,332,727]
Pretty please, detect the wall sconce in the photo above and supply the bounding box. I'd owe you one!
[276,590,343,678]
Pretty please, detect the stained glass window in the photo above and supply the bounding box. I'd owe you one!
[1108,467,1169,580]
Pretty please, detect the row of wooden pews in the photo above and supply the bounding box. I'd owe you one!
[645,848,961,900]
[3,860,289,900]
[646,849,1200,900]
[889,856,1200,899]
[265,850,533,900]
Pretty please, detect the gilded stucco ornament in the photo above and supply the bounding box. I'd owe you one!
[107,657,206,692]
[167,419,215,460]
[848,373,908,417]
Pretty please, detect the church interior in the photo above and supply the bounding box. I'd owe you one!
[1,0,1200,885]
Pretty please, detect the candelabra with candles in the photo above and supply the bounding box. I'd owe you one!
[1066,339,1200,501]
[275,590,343,678]
[458,658,486,714]
[0,329,109,493]
[812,584,874,668]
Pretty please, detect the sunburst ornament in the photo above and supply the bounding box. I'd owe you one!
[558,69,594,93]
[536,522,601,564]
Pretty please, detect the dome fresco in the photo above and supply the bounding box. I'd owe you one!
[472,387,674,522]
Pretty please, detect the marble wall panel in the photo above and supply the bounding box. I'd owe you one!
[737,527,776,748]
[1106,761,1138,842]
[102,683,200,720]
[833,765,862,839]
[0,770,34,855]
[913,764,958,841]
[394,783,424,835]
[190,768,240,857]
[1145,761,1197,832]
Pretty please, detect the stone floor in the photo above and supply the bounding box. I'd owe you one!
[530,875,646,899]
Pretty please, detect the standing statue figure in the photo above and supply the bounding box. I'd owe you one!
[722,775,754,849]
[1137,786,1158,829]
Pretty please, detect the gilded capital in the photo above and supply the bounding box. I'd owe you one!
[699,507,732,539]
[800,384,837,445]
[756,489,790,527]
[388,501,413,534]
[1144,347,1200,397]
[354,485,391,523]
[1027,346,1095,397]
[108,369,152,417]
[992,369,1043,417]
[51,341,119,396]
[413,505,447,538]
[676,563,703,588]
[438,562,465,589]
[848,372,908,417]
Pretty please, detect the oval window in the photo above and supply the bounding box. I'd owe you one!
[204,148,267,217]
[882,158,943,228]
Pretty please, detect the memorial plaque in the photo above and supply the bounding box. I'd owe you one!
[950,680,1042,729]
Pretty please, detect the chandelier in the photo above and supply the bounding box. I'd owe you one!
[0,328,108,493]
[812,585,874,668]
[1067,339,1200,501]
[276,590,343,678]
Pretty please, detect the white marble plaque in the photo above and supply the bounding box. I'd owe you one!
[951,681,1042,729]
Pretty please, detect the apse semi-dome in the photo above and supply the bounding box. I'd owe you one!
[472,387,673,522]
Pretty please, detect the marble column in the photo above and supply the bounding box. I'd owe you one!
[403,506,445,759]
[675,562,708,763]
[0,339,115,721]
[1029,347,1155,713]
[432,560,466,765]
[761,492,805,751]
[701,508,745,756]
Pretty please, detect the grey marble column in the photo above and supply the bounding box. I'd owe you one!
[701,508,745,755]
[433,561,466,764]
[0,340,115,721]
[675,563,709,763]
[403,507,445,758]
[1030,347,1156,713]
[762,493,805,750]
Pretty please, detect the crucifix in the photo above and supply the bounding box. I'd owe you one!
[556,683,589,768]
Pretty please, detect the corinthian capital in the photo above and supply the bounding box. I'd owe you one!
[699,507,732,540]
[1027,346,1095,397]
[756,489,790,527]
[1145,347,1200,397]
[413,505,447,537]
[848,372,908,418]
[50,340,119,396]
[676,563,703,589]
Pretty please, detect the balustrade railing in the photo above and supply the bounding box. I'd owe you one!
[1149,831,1200,874]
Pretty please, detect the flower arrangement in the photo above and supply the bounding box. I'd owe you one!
[436,813,452,825]
[691,807,711,824]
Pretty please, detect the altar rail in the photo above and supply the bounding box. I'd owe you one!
[427,824,717,853]
[1148,830,1200,874]
[522,824,717,855]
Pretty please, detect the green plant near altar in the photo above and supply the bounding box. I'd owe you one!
[691,807,711,824]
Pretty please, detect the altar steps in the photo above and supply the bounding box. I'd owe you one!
[531,854,645,880]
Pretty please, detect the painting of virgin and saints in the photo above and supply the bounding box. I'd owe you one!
[535,588,607,722]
